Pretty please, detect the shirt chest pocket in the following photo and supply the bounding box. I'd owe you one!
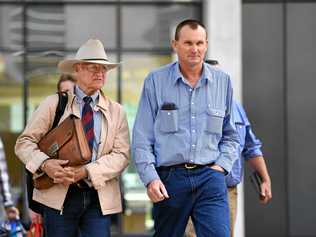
[159,109,179,133]
[205,108,225,135]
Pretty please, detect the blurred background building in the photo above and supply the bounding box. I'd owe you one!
[0,0,315,236]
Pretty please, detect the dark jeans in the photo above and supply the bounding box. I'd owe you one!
[43,185,111,237]
[153,166,229,237]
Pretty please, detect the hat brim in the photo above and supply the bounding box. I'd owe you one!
[58,59,120,74]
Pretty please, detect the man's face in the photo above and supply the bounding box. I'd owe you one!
[172,25,208,67]
[74,63,107,95]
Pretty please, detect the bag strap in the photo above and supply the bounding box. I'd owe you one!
[26,92,68,213]
[52,92,68,129]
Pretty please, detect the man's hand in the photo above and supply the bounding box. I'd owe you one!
[147,179,169,203]
[41,159,74,185]
[5,206,19,220]
[248,156,272,204]
[210,164,225,173]
[64,165,88,183]
[259,180,272,204]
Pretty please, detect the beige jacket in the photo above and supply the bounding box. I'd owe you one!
[15,91,130,215]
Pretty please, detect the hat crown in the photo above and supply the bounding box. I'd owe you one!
[58,38,119,74]
[75,39,108,61]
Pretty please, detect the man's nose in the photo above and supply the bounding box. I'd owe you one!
[191,45,198,52]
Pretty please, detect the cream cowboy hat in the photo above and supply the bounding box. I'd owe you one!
[58,39,120,74]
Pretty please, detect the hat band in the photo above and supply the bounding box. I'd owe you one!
[81,58,109,62]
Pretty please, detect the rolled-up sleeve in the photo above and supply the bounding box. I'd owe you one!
[216,77,240,173]
[242,125,263,160]
[132,74,159,186]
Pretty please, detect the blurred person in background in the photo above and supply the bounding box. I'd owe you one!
[132,19,239,237]
[185,59,272,237]
[15,39,130,237]
[0,137,19,220]
[57,74,76,93]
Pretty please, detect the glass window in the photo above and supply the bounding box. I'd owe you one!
[0,6,23,50]
[121,53,172,234]
[0,52,24,205]
[122,5,201,49]
[0,53,23,132]
[26,5,66,49]
[21,5,117,50]
[122,53,171,130]
[63,0,115,1]
[27,53,63,106]
[64,5,117,49]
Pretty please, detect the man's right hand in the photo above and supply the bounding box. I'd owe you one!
[147,179,169,203]
[41,159,74,185]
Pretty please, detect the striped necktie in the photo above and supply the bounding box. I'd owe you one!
[82,96,94,152]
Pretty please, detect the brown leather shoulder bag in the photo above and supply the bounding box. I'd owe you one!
[34,115,91,189]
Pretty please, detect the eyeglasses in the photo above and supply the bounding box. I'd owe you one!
[82,64,107,74]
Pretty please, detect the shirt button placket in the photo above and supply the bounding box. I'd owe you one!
[190,89,197,161]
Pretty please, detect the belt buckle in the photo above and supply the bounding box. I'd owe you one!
[76,181,88,189]
[76,182,84,188]
[185,163,197,169]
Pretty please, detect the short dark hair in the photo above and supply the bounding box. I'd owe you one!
[205,59,219,66]
[174,19,207,41]
[57,74,76,92]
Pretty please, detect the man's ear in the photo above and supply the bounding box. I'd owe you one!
[73,63,80,73]
[171,39,177,53]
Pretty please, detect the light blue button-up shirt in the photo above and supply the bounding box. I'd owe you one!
[75,85,101,162]
[226,101,263,187]
[132,62,239,186]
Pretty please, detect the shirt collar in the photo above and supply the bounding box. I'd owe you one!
[173,62,213,86]
[75,85,99,105]
[202,62,214,83]
[173,62,183,85]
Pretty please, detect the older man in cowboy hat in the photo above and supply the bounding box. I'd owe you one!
[15,39,130,237]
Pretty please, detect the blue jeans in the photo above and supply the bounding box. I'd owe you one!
[152,166,229,237]
[43,185,111,237]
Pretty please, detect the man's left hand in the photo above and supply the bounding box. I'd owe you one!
[64,166,88,183]
[259,181,272,204]
[5,206,19,220]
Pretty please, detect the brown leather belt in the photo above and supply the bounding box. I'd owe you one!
[157,162,214,171]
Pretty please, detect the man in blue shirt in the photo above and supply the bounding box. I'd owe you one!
[227,101,272,236]
[132,19,239,237]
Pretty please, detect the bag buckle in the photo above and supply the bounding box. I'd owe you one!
[47,142,59,157]
[184,163,197,169]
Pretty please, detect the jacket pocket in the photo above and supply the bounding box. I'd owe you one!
[159,109,178,133]
[206,108,225,135]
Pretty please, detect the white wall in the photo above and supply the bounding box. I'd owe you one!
[204,0,242,102]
